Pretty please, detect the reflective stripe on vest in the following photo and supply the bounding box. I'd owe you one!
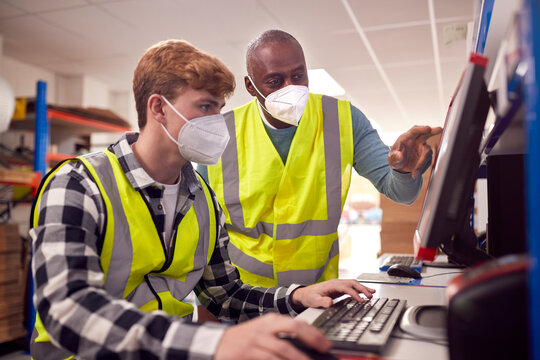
[30,150,217,359]
[208,94,354,286]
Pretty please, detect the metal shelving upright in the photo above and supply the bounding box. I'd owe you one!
[26,80,49,343]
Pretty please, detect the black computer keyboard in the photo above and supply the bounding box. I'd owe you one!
[312,296,407,354]
[379,255,423,271]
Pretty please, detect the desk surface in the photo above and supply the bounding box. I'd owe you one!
[296,254,463,360]
[357,254,464,287]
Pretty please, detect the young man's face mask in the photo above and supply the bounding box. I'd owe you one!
[248,75,309,126]
[160,95,230,165]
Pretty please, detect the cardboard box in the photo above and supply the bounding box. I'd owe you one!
[379,221,418,255]
[0,297,24,319]
[0,281,24,298]
[378,238,415,255]
[0,223,21,253]
[0,252,22,271]
[378,152,436,255]
[0,313,26,343]
[0,223,28,342]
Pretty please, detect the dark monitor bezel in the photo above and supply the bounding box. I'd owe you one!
[414,53,494,266]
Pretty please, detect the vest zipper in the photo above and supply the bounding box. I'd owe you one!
[144,274,162,310]
[159,212,185,272]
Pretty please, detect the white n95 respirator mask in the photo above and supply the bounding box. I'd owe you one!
[247,75,309,126]
[160,95,230,165]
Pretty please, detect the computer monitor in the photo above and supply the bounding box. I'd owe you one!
[414,53,494,267]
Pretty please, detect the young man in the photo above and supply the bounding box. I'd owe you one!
[29,39,375,360]
[199,30,442,288]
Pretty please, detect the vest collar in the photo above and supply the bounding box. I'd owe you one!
[108,132,202,194]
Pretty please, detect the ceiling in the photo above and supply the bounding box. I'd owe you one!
[0,0,476,134]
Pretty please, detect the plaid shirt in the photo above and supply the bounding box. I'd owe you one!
[30,132,301,360]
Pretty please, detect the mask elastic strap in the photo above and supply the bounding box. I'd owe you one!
[160,123,180,146]
[161,95,190,123]
[160,95,187,146]
[247,75,276,115]
[247,75,267,100]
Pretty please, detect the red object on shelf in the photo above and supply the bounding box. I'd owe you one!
[46,153,74,163]
[30,171,41,196]
[47,109,130,133]
[0,170,42,196]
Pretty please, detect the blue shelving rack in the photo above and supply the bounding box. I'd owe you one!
[28,80,48,344]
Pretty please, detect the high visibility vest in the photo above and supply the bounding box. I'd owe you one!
[30,150,218,359]
[207,94,354,287]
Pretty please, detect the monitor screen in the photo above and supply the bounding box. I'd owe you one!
[414,53,493,266]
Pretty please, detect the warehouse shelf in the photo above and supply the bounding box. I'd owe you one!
[0,169,41,197]
[9,105,131,135]
[2,88,131,192]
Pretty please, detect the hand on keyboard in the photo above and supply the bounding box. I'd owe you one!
[312,296,407,354]
[215,313,331,360]
[291,279,376,309]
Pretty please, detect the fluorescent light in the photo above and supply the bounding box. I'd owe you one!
[308,69,345,96]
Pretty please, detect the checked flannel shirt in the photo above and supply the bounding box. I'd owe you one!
[30,132,301,359]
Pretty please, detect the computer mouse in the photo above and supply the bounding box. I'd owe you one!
[387,263,422,279]
[281,336,339,360]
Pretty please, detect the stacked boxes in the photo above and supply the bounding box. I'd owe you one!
[0,223,27,343]
[378,173,429,255]
[378,135,440,256]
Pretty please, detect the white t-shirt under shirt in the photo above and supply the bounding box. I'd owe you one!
[159,178,200,321]
[161,180,180,250]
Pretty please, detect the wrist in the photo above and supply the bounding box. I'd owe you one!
[391,167,409,174]
[289,286,307,313]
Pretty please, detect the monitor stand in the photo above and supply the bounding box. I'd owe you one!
[438,197,493,267]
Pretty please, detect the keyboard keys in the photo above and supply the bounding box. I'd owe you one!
[379,255,423,271]
[312,297,407,354]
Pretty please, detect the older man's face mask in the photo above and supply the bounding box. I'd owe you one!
[248,75,309,126]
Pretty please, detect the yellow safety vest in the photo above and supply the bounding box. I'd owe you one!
[30,150,217,359]
[207,94,354,287]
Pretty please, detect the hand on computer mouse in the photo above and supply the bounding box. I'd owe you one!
[215,313,331,360]
[387,264,423,279]
[280,336,339,360]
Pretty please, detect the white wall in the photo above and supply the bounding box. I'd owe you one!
[56,74,110,109]
[0,56,57,103]
[0,52,135,154]
[81,76,110,108]
[110,90,137,128]
[1,52,133,126]
[56,75,84,107]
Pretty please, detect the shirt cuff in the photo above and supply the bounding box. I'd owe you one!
[164,320,229,360]
[390,168,416,182]
[286,284,306,316]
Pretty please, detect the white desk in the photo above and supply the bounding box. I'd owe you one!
[357,253,464,287]
[296,254,464,360]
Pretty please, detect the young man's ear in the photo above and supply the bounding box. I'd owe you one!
[148,94,166,124]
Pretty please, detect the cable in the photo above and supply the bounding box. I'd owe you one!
[420,271,463,279]
[390,333,448,347]
[423,258,466,269]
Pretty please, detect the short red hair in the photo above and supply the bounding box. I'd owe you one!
[133,39,235,129]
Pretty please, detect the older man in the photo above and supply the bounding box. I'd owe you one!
[199,30,441,288]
